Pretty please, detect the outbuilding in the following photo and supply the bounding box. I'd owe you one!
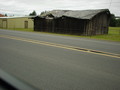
[0,16,34,29]
[33,9,111,36]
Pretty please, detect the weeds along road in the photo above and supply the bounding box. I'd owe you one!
[0,29,120,90]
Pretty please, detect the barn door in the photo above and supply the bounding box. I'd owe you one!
[24,21,28,28]
[2,20,7,28]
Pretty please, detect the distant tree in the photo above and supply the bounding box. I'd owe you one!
[5,14,7,16]
[109,14,116,27]
[116,19,120,27]
[29,10,37,16]
[40,11,47,15]
[40,11,45,15]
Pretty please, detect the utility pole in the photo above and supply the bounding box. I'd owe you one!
[109,0,112,9]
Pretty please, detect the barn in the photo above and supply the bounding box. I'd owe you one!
[33,9,111,36]
[0,16,34,29]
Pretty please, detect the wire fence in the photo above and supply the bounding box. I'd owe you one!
[108,29,120,35]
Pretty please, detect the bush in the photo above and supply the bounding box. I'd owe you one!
[109,14,120,27]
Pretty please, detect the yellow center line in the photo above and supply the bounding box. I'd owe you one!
[0,34,120,59]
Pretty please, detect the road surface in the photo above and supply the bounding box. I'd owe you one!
[0,29,120,90]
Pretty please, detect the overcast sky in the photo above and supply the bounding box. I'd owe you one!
[0,0,120,16]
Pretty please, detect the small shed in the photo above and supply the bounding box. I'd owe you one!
[33,9,111,36]
[0,16,34,29]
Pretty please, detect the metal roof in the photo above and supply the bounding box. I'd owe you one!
[0,16,36,19]
[40,9,110,19]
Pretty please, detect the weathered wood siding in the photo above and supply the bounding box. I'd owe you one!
[34,18,46,31]
[34,17,87,35]
[86,12,110,35]
[54,17,86,35]
[34,11,110,36]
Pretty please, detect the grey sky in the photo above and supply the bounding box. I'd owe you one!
[0,0,120,16]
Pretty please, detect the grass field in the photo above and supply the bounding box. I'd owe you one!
[89,27,120,42]
[7,28,34,32]
[1,27,120,42]
[108,27,120,34]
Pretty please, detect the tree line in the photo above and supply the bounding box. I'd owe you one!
[109,14,120,27]
[29,10,37,16]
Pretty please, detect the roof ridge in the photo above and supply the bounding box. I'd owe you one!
[39,9,110,19]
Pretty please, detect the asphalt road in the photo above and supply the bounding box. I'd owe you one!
[0,29,120,90]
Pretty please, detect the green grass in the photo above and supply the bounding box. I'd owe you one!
[87,27,120,42]
[109,27,120,30]
[89,34,120,41]
[109,27,120,34]
[7,28,34,32]
[1,27,120,42]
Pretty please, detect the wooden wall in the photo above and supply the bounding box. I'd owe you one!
[34,12,110,36]
[34,17,87,35]
[86,12,110,35]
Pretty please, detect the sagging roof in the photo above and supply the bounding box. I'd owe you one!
[40,9,110,19]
